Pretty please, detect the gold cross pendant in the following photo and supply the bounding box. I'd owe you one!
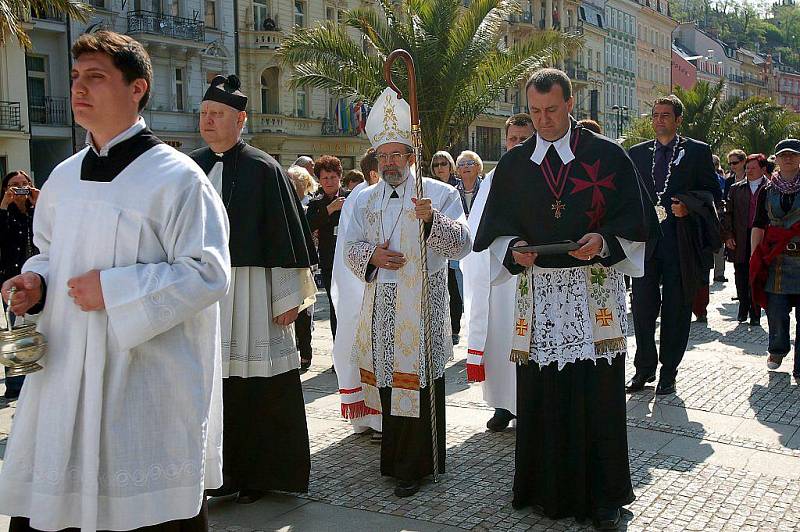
[551,200,565,219]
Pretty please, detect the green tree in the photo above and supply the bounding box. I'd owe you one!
[0,1,91,48]
[728,98,800,155]
[278,0,578,160]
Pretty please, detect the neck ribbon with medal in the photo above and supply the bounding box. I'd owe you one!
[652,135,679,222]
[540,128,582,220]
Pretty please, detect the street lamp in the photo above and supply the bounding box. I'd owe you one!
[611,105,628,139]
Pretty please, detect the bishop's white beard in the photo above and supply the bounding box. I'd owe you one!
[381,163,412,187]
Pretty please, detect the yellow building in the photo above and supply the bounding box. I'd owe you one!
[0,30,32,179]
[634,0,676,112]
[236,0,589,169]
[237,0,370,169]
[737,48,769,99]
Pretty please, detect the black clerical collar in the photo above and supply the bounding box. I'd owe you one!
[214,139,246,161]
[81,129,163,182]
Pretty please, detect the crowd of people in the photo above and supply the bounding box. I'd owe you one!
[2,30,800,532]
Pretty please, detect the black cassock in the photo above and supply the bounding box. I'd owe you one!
[474,121,655,519]
[191,141,317,493]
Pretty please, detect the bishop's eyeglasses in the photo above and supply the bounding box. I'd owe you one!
[377,152,411,164]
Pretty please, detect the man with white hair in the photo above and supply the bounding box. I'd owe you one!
[191,75,318,504]
[342,87,472,497]
[293,155,315,176]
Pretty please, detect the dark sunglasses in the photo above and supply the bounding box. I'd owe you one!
[432,161,450,169]
[728,159,744,165]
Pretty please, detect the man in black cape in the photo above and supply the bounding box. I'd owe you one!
[191,75,318,503]
[474,68,656,530]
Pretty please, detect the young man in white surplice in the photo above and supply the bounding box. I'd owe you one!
[0,32,230,532]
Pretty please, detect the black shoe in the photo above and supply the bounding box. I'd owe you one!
[625,372,656,392]
[592,507,621,530]
[394,479,420,498]
[235,489,265,504]
[486,408,515,432]
[655,380,676,395]
[737,313,748,323]
[713,276,728,283]
[749,317,760,326]
[205,485,239,498]
[695,314,707,323]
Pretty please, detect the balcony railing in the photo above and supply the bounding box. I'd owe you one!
[322,118,360,136]
[30,96,69,126]
[127,10,205,43]
[508,12,534,24]
[242,30,283,50]
[30,8,64,22]
[0,101,21,130]
[576,67,588,81]
[564,24,584,36]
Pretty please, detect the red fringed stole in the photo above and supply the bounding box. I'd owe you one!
[466,349,486,382]
[339,386,381,419]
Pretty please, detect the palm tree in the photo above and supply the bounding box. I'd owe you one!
[728,98,800,156]
[0,0,91,48]
[278,0,578,160]
[671,78,732,152]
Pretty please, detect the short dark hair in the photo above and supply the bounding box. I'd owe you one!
[505,113,533,134]
[71,31,153,111]
[2,170,32,194]
[360,148,379,176]
[525,68,572,100]
[577,119,602,134]
[745,153,768,169]
[343,169,365,187]
[314,155,343,178]
[652,95,684,118]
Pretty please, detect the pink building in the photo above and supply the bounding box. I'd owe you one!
[671,49,697,91]
[778,70,800,112]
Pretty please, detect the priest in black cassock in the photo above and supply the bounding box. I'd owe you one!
[191,76,318,504]
[474,68,655,530]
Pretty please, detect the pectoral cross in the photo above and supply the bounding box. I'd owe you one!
[551,200,565,219]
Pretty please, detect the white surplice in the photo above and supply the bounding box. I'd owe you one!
[206,161,316,379]
[0,122,231,531]
[460,168,517,414]
[330,180,382,432]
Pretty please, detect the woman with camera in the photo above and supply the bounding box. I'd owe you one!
[0,170,39,400]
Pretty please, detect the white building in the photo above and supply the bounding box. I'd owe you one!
[0,31,32,179]
[25,0,235,182]
[603,0,638,138]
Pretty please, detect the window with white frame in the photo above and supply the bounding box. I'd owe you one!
[205,0,216,28]
[169,0,179,16]
[254,0,270,30]
[294,0,306,27]
[175,68,185,111]
[26,55,48,124]
[295,86,307,117]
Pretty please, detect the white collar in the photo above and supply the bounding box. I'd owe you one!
[530,124,575,165]
[749,177,765,187]
[85,117,147,156]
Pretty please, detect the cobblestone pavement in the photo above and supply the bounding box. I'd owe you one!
[3,267,800,531]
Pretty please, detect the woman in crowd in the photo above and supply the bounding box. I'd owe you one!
[287,165,319,371]
[430,150,461,187]
[0,170,39,400]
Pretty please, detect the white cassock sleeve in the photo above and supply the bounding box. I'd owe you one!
[343,196,378,282]
[461,171,494,353]
[100,180,231,351]
[426,185,472,261]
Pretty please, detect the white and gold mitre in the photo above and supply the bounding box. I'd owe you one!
[365,86,412,149]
